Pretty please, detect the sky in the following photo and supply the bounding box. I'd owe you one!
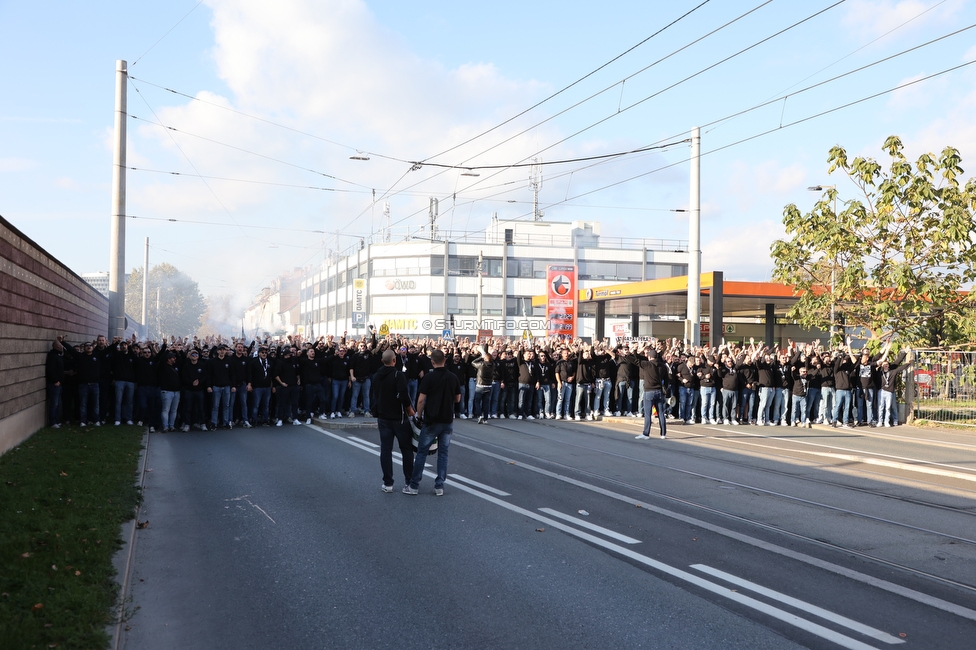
[2,0,975,328]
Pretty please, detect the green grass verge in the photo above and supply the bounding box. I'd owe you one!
[0,425,144,649]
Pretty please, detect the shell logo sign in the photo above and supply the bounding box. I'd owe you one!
[546,265,577,337]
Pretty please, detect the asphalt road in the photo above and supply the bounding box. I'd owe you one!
[118,417,976,649]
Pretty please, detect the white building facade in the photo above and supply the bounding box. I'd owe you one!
[298,219,689,340]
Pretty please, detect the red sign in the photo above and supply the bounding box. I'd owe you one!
[546,265,577,338]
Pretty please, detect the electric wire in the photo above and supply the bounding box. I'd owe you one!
[130,1,206,67]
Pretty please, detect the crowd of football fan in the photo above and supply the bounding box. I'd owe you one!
[44,330,911,433]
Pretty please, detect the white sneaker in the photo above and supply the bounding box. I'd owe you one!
[381,484,394,493]
[148,426,155,433]
[614,411,621,417]
[635,434,649,440]
[460,414,467,419]
[305,418,312,425]
[573,416,580,421]
[114,421,121,426]
[554,414,561,420]
[526,415,535,420]
[507,414,514,419]
[52,423,61,429]
[586,414,594,421]
[292,419,301,425]
[243,421,252,428]
[336,412,343,419]
[517,415,523,420]
[126,420,133,425]
[136,421,143,427]
[730,420,739,426]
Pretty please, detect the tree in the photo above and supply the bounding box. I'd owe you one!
[772,136,976,345]
[125,263,206,338]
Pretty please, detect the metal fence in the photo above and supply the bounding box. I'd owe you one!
[910,348,976,427]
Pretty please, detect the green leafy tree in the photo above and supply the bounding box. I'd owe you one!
[125,263,206,338]
[772,136,976,344]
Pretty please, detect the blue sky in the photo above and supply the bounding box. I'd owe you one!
[2,0,975,324]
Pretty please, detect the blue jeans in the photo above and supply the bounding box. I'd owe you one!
[518,383,534,417]
[757,387,774,424]
[489,381,501,416]
[160,390,180,429]
[739,387,756,422]
[407,378,419,408]
[467,378,477,416]
[595,379,612,413]
[331,380,349,414]
[616,380,633,413]
[791,394,809,424]
[47,383,62,426]
[878,390,895,425]
[771,387,787,424]
[557,383,573,418]
[250,387,271,424]
[350,379,370,414]
[474,385,492,418]
[679,385,696,421]
[233,383,249,423]
[857,386,875,424]
[211,385,231,426]
[377,417,414,487]
[833,389,852,425]
[114,380,135,422]
[575,383,593,417]
[78,382,99,424]
[641,389,667,437]
[409,422,452,490]
[635,380,645,415]
[538,384,553,416]
[820,386,835,423]
[699,386,717,422]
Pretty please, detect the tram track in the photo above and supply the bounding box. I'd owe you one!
[454,419,976,595]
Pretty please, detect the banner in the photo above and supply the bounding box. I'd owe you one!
[352,278,367,326]
[546,264,577,338]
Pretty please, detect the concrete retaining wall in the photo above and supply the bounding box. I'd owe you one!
[0,215,108,454]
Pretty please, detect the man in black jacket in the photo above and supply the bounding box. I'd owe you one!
[46,339,67,428]
[181,348,208,431]
[61,338,102,427]
[403,349,460,496]
[249,346,274,426]
[374,349,416,493]
[624,341,672,439]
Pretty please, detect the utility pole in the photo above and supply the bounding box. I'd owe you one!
[141,237,149,338]
[383,201,391,243]
[686,127,701,346]
[477,250,484,331]
[108,60,127,338]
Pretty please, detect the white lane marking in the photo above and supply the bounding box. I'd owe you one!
[691,564,904,645]
[226,494,276,524]
[714,428,976,481]
[308,427,919,645]
[448,473,511,496]
[538,508,641,544]
[348,436,379,448]
[451,440,976,623]
[441,483,882,649]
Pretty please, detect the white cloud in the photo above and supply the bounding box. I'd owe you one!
[724,159,807,212]
[703,220,784,281]
[841,0,962,41]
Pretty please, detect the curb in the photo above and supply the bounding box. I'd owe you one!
[109,428,151,650]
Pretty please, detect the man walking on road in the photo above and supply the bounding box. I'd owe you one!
[403,349,461,496]
[374,349,417,493]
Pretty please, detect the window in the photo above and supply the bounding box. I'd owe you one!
[327,276,335,292]
[671,264,688,277]
[447,295,476,315]
[338,271,347,288]
[487,259,502,277]
[616,263,642,280]
[507,296,532,316]
[431,255,444,276]
[430,294,444,313]
[483,296,502,316]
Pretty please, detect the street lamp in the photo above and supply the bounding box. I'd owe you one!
[808,185,837,342]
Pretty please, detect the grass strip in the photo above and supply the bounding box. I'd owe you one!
[0,424,144,649]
